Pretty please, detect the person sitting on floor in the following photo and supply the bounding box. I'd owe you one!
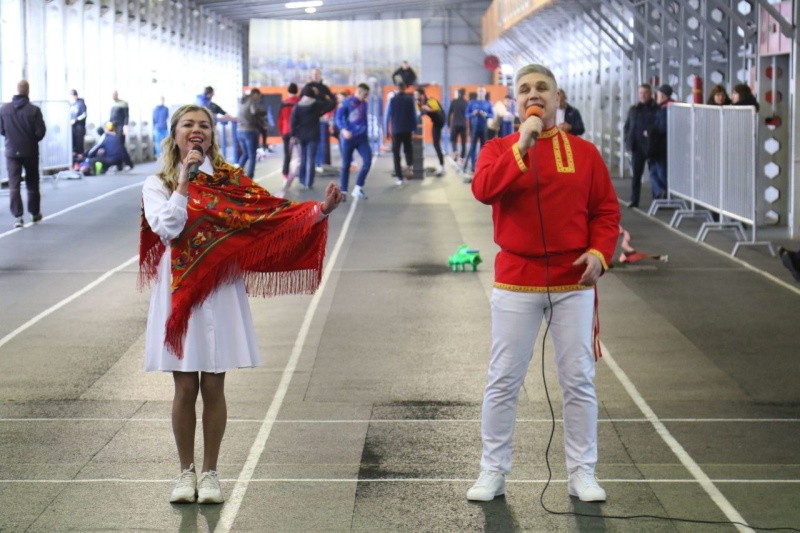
[84,123,128,175]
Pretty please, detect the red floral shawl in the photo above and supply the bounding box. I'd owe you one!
[139,162,328,358]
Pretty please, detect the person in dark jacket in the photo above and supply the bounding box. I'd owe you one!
[623,83,659,207]
[384,81,419,184]
[291,84,335,189]
[0,80,47,228]
[85,123,128,175]
[392,61,417,88]
[447,89,468,161]
[732,84,760,112]
[305,69,336,169]
[70,89,87,156]
[236,89,267,179]
[556,89,585,136]
[647,84,675,200]
[108,90,135,169]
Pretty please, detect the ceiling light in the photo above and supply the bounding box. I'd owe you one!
[305,6,316,13]
[285,1,322,8]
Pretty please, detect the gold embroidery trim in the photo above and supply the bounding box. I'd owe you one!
[512,144,528,173]
[587,249,609,271]
[494,282,593,293]
[552,130,575,173]
[539,127,558,139]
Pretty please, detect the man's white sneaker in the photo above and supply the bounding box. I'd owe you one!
[466,470,505,501]
[395,177,404,186]
[568,468,606,502]
[435,165,444,176]
[169,464,197,503]
[352,186,367,199]
[197,470,224,504]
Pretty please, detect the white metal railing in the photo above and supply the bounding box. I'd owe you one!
[648,103,773,257]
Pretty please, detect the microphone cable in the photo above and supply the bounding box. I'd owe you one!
[529,144,799,532]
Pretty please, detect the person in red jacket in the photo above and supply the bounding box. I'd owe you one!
[466,64,620,504]
[278,82,300,179]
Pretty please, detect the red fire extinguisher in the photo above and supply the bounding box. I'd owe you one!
[693,75,703,103]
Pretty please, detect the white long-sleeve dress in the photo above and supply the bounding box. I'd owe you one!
[142,159,261,373]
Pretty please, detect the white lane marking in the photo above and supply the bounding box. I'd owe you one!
[218,195,360,533]
[2,417,799,424]
[0,181,145,240]
[602,342,752,532]
[0,255,138,351]
[1,478,798,484]
[0,167,280,348]
[626,199,800,297]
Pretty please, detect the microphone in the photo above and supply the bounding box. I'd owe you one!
[188,145,204,181]
[525,105,544,141]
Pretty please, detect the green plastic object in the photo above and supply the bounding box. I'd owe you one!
[449,245,482,272]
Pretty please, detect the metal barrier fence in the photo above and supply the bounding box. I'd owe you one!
[35,100,81,180]
[648,103,773,257]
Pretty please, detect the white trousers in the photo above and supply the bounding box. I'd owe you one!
[480,288,598,475]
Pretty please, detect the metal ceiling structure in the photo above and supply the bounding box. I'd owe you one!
[193,0,490,23]
[484,0,797,233]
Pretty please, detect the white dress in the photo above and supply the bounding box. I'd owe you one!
[142,159,261,373]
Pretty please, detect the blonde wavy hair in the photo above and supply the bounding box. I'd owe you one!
[156,104,225,190]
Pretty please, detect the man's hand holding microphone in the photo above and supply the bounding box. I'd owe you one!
[516,104,544,154]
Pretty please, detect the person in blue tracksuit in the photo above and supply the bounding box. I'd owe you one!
[464,87,494,173]
[335,83,372,199]
[152,97,169,158]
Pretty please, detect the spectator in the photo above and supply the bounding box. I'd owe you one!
[109,90,135,169]
[153,97,169,158]
[336,83,372,199]
[447,88,468,162]
[196,86,236,123]
[291,84,335,189]
[556,89,585,136]
[487,95,513,140]
[139,103,340,506]
[278,83,300,179]
[384,81,418,184]
[257,105,275,158]
[707,84,732,106]
[70,89,87,156]
[647,84,675,200]
[109,90,129,145]
[623,83,659,208]
[463,86,494,174]
[392,60,418,88]
[732,84,760,112]
[304,69,335,170]
[236,88,267,179]
[0,80,46,228]
[85,123,128,175]
[415,86,446,176]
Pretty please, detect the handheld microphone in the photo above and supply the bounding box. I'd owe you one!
[188,145,204,181]
[525,105,544,141]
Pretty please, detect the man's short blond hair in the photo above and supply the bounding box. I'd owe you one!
[514,64,557,89]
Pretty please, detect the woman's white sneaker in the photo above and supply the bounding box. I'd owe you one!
[568,468,606,502]
[197,470,224,504]
[169,464,197,503]
[466,470,505,501]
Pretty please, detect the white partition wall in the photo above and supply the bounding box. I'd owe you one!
[0,0,244,163]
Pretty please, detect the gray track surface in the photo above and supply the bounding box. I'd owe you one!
[1,153,798,532]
